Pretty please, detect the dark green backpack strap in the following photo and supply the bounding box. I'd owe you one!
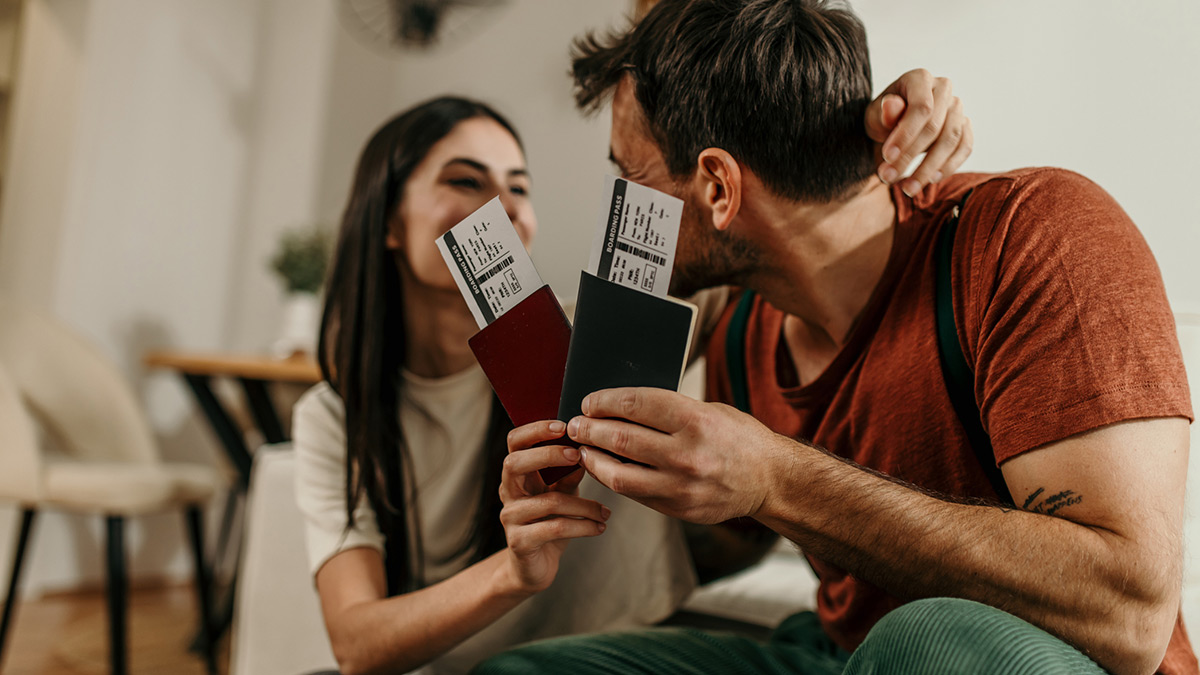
[934,190,1013,505]
[725,289,757,414]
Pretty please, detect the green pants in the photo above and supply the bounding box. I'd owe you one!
[472,598,1107,675]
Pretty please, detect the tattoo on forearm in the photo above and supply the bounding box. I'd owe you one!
[1021,487,1044,510]
[1022,487,1083,516]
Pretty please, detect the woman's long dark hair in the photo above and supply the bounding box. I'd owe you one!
[318,96,520,594]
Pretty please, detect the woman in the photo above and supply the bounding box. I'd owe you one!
[296,75,969,675]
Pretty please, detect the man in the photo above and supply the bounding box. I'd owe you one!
[478,1,1195,674]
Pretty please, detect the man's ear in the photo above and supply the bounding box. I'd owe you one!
[695,148,742,232]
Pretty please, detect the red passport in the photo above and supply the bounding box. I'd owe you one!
[468,284,578,484]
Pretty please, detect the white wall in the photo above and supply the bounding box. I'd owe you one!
[313,0,632,302]
[0,0,268,595]
[224,0,339,353]
[856,0,1200,312]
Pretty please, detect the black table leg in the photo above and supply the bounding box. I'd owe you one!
[179,373,252,653]
[239,377,287,445]
[183,374,252,489]
[176,371,298,657]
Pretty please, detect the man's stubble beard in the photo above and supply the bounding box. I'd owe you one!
[668,221,761,298]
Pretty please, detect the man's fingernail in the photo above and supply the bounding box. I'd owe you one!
[884,146,900,164]
[597,522,606,533]
[581,396,591,415]
[563,446,580,462]
[568,417,581,437]
[879,165,898,184]
[580,447,589,464]
[901,179,920,197]
[932,171,943,183]
[601,506,612,520]
[548,420,565,434]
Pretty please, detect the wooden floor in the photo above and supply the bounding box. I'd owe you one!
[2,584,229,675]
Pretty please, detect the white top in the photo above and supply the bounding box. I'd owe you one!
[293,365,697,674]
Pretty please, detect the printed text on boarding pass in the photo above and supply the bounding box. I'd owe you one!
[436,196,543,329]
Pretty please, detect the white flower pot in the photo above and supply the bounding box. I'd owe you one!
[273,292,321,358]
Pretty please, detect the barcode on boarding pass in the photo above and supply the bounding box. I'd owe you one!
[476,255,515,283]
[436,197,543,329]
[615,241,666,266]
[586,175,683,297]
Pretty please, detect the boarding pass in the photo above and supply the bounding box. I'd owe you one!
[586,175,683,297]
[436,196,543,330]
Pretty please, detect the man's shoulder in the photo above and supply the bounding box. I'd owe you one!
[919,168,1133,263]
[917,167,1108,213]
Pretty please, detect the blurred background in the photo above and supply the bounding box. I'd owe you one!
[0,0,1196,670]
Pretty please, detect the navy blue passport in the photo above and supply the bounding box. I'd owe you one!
[557,271,697,429]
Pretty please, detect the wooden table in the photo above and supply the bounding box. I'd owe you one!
[144,351,321,487]
[144,350,321,650]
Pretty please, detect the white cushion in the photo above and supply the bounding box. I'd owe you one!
[232,446,337,675]
[681,540,818,627]
[42,461,220,515]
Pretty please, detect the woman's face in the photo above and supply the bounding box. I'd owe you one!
[391,116,536,291]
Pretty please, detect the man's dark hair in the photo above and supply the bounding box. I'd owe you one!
[573,0,875,203]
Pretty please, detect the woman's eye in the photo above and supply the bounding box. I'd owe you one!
[448,177,481,189]
[510,185,528,196]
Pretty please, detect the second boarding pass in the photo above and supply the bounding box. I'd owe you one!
[586,175,683,297]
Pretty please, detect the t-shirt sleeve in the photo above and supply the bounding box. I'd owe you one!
[292,383,386,578]
[959,169,1193,463]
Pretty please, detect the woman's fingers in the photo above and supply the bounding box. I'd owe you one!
[938,114,973,180]
[504,444,581,478]
[550,463,587,494]
[900,96,966,194]
[867,70,972,196]
[507,420,568,453]
[507,518,607,551]
[500,444,583,501]
[864,93,906,144]
[501,490,610,528]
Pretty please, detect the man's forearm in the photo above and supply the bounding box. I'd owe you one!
[753,435,1178,675]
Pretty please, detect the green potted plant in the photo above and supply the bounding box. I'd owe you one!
[269,225,332,358]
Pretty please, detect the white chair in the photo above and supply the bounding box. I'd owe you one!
[0,299,223,675]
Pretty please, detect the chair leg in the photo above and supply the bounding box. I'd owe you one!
[185,506,218,675]
[0,508,37,669]
[105,515,128,675]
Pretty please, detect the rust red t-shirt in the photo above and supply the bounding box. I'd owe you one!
[705,168,1196,673]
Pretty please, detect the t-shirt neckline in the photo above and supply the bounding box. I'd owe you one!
[776,188,916,404]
